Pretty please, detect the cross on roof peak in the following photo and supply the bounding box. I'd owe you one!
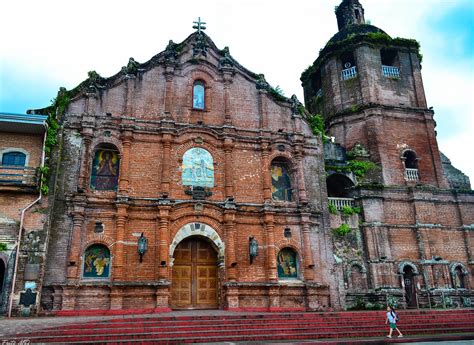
[193,17,207,34]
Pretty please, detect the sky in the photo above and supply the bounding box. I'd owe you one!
[1,0,473,182]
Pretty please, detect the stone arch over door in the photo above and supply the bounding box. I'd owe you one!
[170,222,224,309]
[169,222,225,266]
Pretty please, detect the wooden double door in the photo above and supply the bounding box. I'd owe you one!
[171,237,218,309]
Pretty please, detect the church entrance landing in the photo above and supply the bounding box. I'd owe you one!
[171,237,218,309]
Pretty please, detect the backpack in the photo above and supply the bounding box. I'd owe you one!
[391,310,400,322]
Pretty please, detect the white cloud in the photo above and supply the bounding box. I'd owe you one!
[1,0,472,181]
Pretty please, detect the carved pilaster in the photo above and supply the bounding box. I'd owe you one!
[67,205,85,279]
[222,71,233,124]
[118,130,133,195]
[163,67,175,116]
[295,147,308,204]
[77,133,93,191]
[161,134,172,194]
[224,138,234,198]
[158,206,171,280]
[264,212,277,282]
[224,211,237,281]
[113,204,128,281]
[261,143,272,202]
[301,215,314,281]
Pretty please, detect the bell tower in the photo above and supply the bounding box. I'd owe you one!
[336,0,365,30]
[301,0,448,188]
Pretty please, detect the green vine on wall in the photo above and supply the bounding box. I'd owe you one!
[39,89,70,195]
[0,242,7,251]
[307,114,328,143]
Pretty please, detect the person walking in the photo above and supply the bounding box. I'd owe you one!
[386,305,403,338]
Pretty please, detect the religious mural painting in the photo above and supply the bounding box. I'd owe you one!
[271,161,292,201]
[277,248,298,279]
[83,244,110,278]
[90,149,120,190]
[193,81,205,109]
[182,148,214,187]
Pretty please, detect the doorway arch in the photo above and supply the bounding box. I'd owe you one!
[171,236,218,309]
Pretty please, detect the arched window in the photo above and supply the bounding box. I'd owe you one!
[326,173,355,198]
[83,244,111,279]
[2,152,26,166]
[193,80,205,110]
[271,159,292,201]
[403,150,418,169]
[90,145,120,191]
[402,150,419,181]
[277,248,299,279]
[182,148,214,187]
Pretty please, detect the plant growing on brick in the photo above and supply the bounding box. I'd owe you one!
[0,243,7,251]
[328,203,338,215]
[333,223,351,236]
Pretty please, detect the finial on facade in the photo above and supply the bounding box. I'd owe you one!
[193,17,207,34]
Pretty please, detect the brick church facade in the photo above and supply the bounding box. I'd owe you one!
[1,0,472,315]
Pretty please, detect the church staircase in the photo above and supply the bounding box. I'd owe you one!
[3,309,474,344]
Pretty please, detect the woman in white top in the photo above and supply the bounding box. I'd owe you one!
[386,306,403,338]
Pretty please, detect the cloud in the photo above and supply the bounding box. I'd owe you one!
[1,0,472,181]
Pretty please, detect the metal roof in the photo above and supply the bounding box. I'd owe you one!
[0,112,48,134]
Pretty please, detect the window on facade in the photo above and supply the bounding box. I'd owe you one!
[277,248,298,279]
[403,150,419,181]
[381,48,400,78]
[326,174,355,198]
[2,152,26,166]
[182,148,214,187]
[83,244,110,279]
[90,145,120,191]
[193,80,205,110]
[341,52,357,80]
[271,159,292,201]
[453,266,466,289]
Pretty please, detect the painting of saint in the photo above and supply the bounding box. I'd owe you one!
[277,248,298,279]
[182,148,214,187]
[271,163,292,201]
[90,150,120,190]
[83,244,110,278]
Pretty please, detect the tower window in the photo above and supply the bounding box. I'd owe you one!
[193,80,205,110]
[381,49,400,78]
[402,150,419,181]
[341,52,357,80]
[354,9,361,22]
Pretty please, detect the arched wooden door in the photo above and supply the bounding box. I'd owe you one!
[171,237,218,309]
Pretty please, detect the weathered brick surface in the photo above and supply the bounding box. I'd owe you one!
[39,32,331,313]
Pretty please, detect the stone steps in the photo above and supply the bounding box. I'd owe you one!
[4,309,474,344]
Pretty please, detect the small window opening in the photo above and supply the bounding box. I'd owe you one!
[354,9,361,22]
[193,80,205,110]
[2,152,26,166]
[313,69,323,98]
[381,49,400,78]
[341,52,357,80]
[381,48,398,66]
[403,151,418,169]
[326,174,355,198]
